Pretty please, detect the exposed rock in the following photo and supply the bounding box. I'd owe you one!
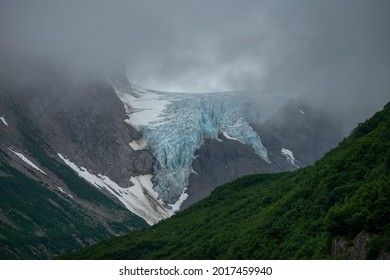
[1,66,154,189]
[256,98,345,165]
[378,253,390,260]
[332,230,372,259]
[131,150,153,174]
[182,135,279,208]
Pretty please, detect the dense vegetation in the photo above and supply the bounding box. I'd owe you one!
[0,120,147,259]
[62,102,390,259]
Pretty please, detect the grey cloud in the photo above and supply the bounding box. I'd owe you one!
[0,0,389,125]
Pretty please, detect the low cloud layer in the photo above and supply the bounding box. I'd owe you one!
[1,0,389,122]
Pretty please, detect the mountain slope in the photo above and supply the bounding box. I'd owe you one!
[62,102,390,260]
[0,116,148,259]
[1,63,345,259]
[0,67,151,259]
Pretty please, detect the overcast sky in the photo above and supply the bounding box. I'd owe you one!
[1,0,389,118]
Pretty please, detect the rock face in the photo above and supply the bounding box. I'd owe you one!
[258,98,345,165]
[332,231,372,259]
[1,67,153,188]
[131,151,154,175]
[378,253,390,260]
[0,65,150,259]
[182,135,280,208]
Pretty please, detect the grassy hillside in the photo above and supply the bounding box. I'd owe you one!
[62,102,390,260]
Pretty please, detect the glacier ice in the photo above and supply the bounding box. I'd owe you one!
[113,79,291,206]
[142,94,272,204]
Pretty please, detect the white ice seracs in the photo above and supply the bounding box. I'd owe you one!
[142,94,271,204]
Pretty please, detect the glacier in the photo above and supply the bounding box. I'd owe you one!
[142,94,271,204]
[112,78,291,206]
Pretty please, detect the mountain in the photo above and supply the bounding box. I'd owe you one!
[110,76,345,209]
[0,63,346,259]
[0,67,149,259]
[61,102,390,260]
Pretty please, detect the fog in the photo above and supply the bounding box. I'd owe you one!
[1,0,389,127]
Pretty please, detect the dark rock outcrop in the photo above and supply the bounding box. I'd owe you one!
[332,231,372,259]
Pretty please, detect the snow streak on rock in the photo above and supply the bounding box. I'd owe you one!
[57,153,175,225]
[1,116,9,126]
[281,148,300,168]
[9,148,47,175]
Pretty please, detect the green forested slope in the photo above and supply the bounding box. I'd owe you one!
[62,102,390,260]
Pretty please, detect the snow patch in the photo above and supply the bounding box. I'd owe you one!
[129,140,146,151]
[222,132,244,144]
[281,148,300,168]
[168,191,189,213]
[110,80,172,129]
[57,153,180,225]
[190,167,198,175]
[1,116,9,126]
[9,148,47,175]
[57,187,73,199]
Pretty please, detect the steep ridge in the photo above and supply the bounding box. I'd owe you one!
[62,102,390,259]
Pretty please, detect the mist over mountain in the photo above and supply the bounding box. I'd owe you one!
[1,0,389,126]
[0,1,389,259]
